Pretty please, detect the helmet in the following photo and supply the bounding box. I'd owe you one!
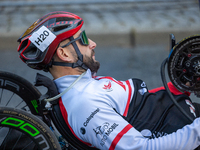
[17,11,83,71]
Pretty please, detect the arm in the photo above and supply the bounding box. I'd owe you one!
[78,103,200,150]
[117,118,200,150]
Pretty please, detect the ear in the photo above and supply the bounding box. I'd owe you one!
[56,47,73,62]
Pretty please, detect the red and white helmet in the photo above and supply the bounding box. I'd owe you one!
[17,11,83,71]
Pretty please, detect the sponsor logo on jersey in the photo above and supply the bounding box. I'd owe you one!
[93,122,119,147]
[98,76,126,91]
[185,99,196,117]
[93,122,110,136]
[83,108,100,127]
[103,81,113,92]
[138,88,147,95]
[141,82,146,87]
[80,127,86,135]
[141,129,168,138]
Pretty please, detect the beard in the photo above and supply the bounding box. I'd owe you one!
[83,50,100,73]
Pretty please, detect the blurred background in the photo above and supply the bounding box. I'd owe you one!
[0,0,200,101]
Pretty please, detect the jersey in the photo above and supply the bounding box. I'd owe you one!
[54,69,200,150]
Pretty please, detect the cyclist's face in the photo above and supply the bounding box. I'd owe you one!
[73,30,100,73]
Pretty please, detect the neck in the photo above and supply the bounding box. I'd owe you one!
[49,66,86,79]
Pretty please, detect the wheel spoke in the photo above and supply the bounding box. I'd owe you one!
[15,100,26,109]
[0,88,3,104]
[12,132,23,150]
[0,89,29,111]
[5,92,15,106]
[0,128,13,150]
[0,127,37,150]
[21,140,35,150]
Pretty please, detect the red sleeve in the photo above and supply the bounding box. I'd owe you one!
[149,82,190,96]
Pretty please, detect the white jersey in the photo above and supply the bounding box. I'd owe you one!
[54,69,200,150]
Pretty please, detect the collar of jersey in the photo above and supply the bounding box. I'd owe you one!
[54,69,92,93]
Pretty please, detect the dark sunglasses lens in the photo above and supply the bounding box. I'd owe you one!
[81,31,89,45]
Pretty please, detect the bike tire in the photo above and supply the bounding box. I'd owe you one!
[0,71,41,115]
[0,106,61,150]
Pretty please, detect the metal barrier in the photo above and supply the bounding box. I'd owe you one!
[0,0,198,42]
[0,0,195,7]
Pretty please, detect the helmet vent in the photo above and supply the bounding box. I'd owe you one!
[24,47,38,58]
[77,20,82,26]
[56,17,75,22]
[52,25,71,32]
[19,39,28,51]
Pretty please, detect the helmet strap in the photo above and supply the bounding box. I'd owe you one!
[50,36,89,70]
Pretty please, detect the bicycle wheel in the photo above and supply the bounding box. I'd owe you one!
[0,71,41,115]
[0,106,61,150]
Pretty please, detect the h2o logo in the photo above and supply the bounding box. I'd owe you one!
[34,30,50,46]
[29,26,56,52]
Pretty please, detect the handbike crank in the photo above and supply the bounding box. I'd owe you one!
[168,34,200,97]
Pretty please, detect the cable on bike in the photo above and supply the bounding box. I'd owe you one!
[161,58,193,122]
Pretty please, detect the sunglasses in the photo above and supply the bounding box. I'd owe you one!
[61,30,89,48]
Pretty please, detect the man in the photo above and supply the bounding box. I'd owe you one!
[18,11,200,150]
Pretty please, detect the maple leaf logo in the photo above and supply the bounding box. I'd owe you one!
[103,81,113,92]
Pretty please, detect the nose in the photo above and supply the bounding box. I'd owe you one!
[88,39,97,49]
